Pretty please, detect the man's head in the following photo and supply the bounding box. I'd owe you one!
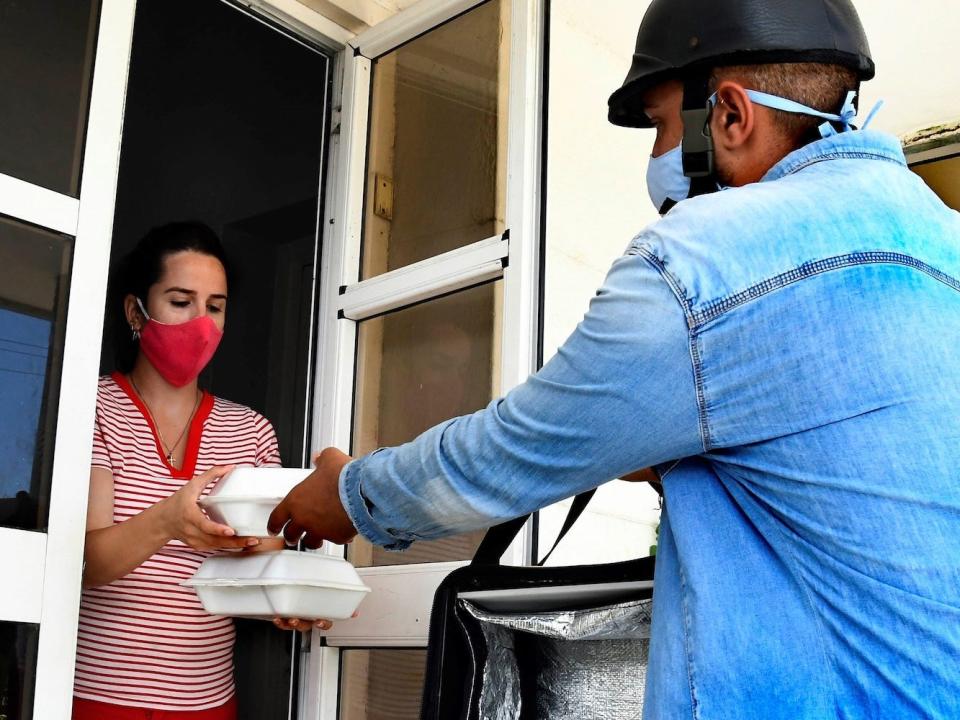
[608,0,873,212]
[643,63,859,188]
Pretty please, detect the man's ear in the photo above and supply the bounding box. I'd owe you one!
[710,80,755,151]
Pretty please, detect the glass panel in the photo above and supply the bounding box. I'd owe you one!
[913,155,960,211]
[360,0,511,279]
[0,217,72,532]
[0,621,39,720]
[0,0,99,196]
[350,281,502,567]
[340,650,426,720]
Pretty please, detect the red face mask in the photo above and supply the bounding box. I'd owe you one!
[136,298,224,387]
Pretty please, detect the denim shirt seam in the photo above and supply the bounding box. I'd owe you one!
[767,148,906,181]
[676,539,702,719]
[692,252,960,328]
[633,245,713,453]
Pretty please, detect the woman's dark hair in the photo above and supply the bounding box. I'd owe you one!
[108,222,231,373]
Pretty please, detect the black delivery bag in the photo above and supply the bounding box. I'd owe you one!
[419,491,656,720]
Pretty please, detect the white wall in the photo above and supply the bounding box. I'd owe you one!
[539,0,960,564]
[858,0,960,137]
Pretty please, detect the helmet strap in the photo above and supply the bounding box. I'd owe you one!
[681,72,720,199]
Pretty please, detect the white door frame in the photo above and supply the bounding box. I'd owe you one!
[304,0,547,716]
[0,1,138,717]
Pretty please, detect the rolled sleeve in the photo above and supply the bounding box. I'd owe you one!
[339,455,413,550]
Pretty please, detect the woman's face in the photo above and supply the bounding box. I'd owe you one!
[128,250,229,332]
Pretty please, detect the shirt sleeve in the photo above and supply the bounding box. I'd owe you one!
[339,247,704,550]
[253,413,283,468]
[90,406,113,473]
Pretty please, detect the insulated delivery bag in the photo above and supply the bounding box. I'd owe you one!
[419,491,657,720]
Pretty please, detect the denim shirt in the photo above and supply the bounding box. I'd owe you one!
[340,130,960,719]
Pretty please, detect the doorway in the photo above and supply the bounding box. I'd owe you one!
[99,0,332,717]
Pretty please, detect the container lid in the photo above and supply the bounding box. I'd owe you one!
[205,467,312,500]
[184,550,370,593]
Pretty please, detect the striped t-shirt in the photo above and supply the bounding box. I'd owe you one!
[75,373,281,711]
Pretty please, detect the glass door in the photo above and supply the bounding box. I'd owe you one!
[304,0,547,717]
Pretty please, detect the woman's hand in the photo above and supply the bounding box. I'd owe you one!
[273,617,334,632]
[159,465,260,551]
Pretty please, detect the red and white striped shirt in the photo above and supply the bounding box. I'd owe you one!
[75,373,281,712]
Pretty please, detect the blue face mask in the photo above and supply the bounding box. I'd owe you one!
[646,142,690,215]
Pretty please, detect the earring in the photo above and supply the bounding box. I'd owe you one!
[131,326,140,341]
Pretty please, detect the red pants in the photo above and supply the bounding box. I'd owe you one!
[72,697,236,720]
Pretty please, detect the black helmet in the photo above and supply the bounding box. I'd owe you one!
[608,0,875,129]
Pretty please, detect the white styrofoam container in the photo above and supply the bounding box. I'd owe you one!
[183,550,370,621]
[198,467,312,537]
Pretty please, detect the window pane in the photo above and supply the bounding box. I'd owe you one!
[0,0,99,196]
[0,217,72,532]
[360,0,511,279]
[0,620,39,720]
[349,281,502,567]
[340,650,426,720]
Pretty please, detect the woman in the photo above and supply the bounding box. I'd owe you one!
[74,222,323,720]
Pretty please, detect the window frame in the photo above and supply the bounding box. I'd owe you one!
[0,1,137,717]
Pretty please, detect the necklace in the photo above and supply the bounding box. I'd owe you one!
[128,374,201,467]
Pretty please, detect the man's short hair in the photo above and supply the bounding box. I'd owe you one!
[711,63,859,145]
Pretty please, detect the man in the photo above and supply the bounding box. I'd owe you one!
[269,1,960,717]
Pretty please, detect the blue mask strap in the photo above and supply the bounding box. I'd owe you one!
[709,89,883,139]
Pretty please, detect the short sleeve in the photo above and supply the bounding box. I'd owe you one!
[254,414,282,467]
[90,410,113,472]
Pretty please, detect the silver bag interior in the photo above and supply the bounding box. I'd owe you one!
[459,598,652,720]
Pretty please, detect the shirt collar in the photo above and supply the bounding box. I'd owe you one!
[762,130,907,183]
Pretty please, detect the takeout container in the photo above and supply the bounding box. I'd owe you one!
[199,467,312,537]
[183,550,370,620]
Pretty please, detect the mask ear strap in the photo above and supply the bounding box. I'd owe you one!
[681,72,719,199]
[135,297,152,322]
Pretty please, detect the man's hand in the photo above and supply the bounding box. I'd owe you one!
[267,448,358,549]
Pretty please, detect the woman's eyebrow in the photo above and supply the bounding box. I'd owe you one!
[163,287,227,300]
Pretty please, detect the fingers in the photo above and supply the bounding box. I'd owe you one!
[273,617,333,632]
[302,531,324,550]
[282,520,307,547]
[187,464,235,498]
[266,500,291,537]
[184,501,236,537]
[182,534,259,552]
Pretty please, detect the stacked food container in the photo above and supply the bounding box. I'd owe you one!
[185,467,370,621]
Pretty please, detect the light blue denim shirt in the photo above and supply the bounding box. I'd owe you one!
[340,130,960,719]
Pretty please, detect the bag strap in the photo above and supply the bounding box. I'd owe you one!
[471,489,596,567]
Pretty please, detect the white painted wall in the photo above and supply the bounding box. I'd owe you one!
[539,0,960,564]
